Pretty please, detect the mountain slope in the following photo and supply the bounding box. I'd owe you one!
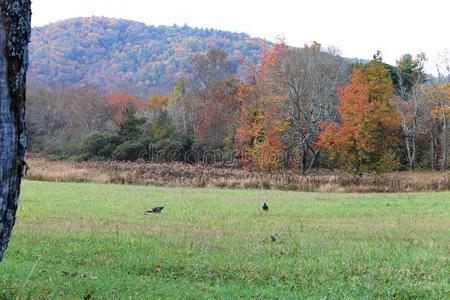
[29,17,268,95]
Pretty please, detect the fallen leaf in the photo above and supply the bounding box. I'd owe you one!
[154,264,162,273]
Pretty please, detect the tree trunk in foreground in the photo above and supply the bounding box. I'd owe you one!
[0,0,31,261]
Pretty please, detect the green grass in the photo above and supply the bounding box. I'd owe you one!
[1,181,449,299]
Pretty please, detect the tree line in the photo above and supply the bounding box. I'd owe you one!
[27,43,450,173]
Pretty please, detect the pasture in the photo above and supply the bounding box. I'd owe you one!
[0,180,449,299]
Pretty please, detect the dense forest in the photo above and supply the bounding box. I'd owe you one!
[27,18,450,173]
[29,17,266,95]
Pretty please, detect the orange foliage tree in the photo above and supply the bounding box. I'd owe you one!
[317,59,401,172]
[148,95,169,110]
[106,92,146,126]
[234,47,289,171]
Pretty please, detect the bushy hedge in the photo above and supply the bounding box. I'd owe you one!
[81,133,122,159]
[112,141,148,161]
[150,136,192,162]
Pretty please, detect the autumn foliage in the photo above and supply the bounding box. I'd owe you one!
[234,45,289,171]
[317,61,401,172]
[107,92,146,125]
[26,36,450,173]
[148,95,169,109]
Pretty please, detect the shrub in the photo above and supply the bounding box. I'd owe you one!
[81,132,122,159]
[151,136,190,162]
[70,154,91,162]
[376,149,401,173]
[112,141,147,161]
[47,154,72,161]
[416,158,431,171]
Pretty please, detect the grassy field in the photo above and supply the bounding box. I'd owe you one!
[0,181,449,299]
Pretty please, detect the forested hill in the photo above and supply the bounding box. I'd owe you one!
[28,17,268,95]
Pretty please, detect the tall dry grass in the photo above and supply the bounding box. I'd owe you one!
[25,157,450,192]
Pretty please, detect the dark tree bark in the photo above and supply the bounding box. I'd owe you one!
[0,0,31,261]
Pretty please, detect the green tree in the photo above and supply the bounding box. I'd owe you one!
[147,110,176,142]
[118,104,145,141]
[397,53,426,100]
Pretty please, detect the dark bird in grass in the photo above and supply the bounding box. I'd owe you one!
[270,234,277,242]
[262,202,269,211]
[146,205,165,214]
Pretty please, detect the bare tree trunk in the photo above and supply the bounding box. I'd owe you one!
[441,111,448,170]
[0,1,31,261]
[307,149,320,172]
[430,139,435,171]
[301,142,307,174]
[404,131,413,170]
[411,97,418,170]
[405,132,417,171]
[411,131,416,170]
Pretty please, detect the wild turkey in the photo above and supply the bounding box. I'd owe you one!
[262,202,269,211]
[146,205,165,214]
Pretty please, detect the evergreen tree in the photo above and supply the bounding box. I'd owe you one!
[118,104,145,141]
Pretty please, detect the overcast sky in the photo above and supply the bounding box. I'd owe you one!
[32,0,449,73]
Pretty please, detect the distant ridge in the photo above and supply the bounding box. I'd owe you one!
[29,17,269,95]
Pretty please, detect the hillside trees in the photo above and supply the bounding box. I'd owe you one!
[0,0,32,261]
[28,17,266,96]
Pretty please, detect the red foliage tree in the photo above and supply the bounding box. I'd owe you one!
[107,92,146,126]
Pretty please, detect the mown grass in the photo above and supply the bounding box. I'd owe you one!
[0,181,449,299]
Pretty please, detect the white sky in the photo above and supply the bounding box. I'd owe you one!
[31,0,449,73]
